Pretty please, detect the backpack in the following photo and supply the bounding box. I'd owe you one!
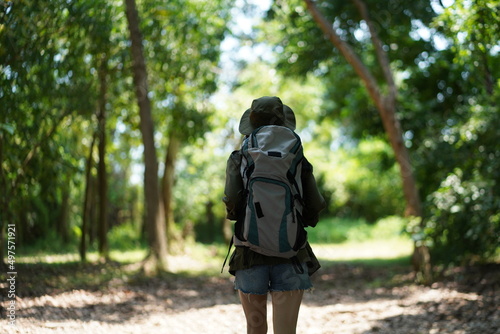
[234,125,307,258]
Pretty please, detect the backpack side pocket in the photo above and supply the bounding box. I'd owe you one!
[234,189,248,241]
[293,212,307,251]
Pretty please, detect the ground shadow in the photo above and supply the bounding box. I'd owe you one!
[360,295,499,334]
[305,257,415,306]
[0,260,239,323]
[354,263,500,334]
[2,258,498,331]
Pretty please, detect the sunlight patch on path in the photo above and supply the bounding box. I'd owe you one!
[312,239,413,262]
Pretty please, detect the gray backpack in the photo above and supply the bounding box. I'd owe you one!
[234,125,307,258]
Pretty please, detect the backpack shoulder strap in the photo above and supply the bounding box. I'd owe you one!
[221,236,234,273]
[288,134,305,199]
[241,136,255,184]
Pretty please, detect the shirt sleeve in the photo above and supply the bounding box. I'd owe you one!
[301,157,327,227]
[222,150,244,220]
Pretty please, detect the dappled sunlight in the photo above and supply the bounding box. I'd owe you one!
[17,253,84,264]
[299,287,486,334]
[5,242,498,333]
[3,260,497,334]
[17,250,148,265]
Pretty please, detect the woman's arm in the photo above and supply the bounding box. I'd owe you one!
[222,150,244,220]
[301,158,327,227]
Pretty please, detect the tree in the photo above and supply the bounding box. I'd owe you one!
[97,57,109,259]
[80,132,97,262]
[263,0,499,268]
[0,0,101,261]
[406,0,500,264]
[300,0,431,281]
[124,0,168,271]
[138,0,232,248]
[78,2,117,261]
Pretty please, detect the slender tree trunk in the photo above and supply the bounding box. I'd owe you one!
[162,132,180,249]
[80,131,97,262]
[304,0,431,282]
[97,58,109,259]
[58,181,70,244]
[89,175,98,244]
[124,0,168,271]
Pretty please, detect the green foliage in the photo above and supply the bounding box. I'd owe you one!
[108,223,145,251]
[139,0,232,143]
[308,217,365,244]
[18,229,78,256]
[174,133,227,242]
[262,0,500,266]
[425,167,500,264]
[0,0,232,255]
[312,138,404,221]
[19,222,145,256]
[264,0,437,138]
[0,0,121,247]
[401,1,500,264]
[431,0,499,96]
[2,0,499,268]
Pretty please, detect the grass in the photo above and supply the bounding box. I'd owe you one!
[312,238,413,263]
[307,215,413,265]
[307,215,409,244]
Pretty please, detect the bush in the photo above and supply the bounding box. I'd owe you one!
[313,139,405,222]
[424,169,500,265]
[108,223,145,251]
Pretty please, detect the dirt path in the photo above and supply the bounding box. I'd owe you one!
[1,260,499,334]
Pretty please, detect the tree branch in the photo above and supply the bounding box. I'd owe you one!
[303,0,384,111]
[352,0,397,102]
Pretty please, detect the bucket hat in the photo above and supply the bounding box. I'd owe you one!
[238,96,296,135]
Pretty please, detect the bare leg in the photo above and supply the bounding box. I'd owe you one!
[271,290,304,334]
[239,290,268,334]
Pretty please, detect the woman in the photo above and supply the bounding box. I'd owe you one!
[223,96,326,334]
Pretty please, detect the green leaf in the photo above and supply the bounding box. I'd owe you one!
[0,123,14,135]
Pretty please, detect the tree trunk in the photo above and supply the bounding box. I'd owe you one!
[80,131,97,262]
[304,0,431,282]
[58,181,70,244]
[124,0,168,272]
[89,175,98,245]
[97,58,109,259]
[162,132,180,250]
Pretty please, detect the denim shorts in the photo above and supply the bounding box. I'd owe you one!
[234,262,312,295]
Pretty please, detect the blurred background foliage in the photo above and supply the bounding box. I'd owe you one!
[1,0,498,267]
